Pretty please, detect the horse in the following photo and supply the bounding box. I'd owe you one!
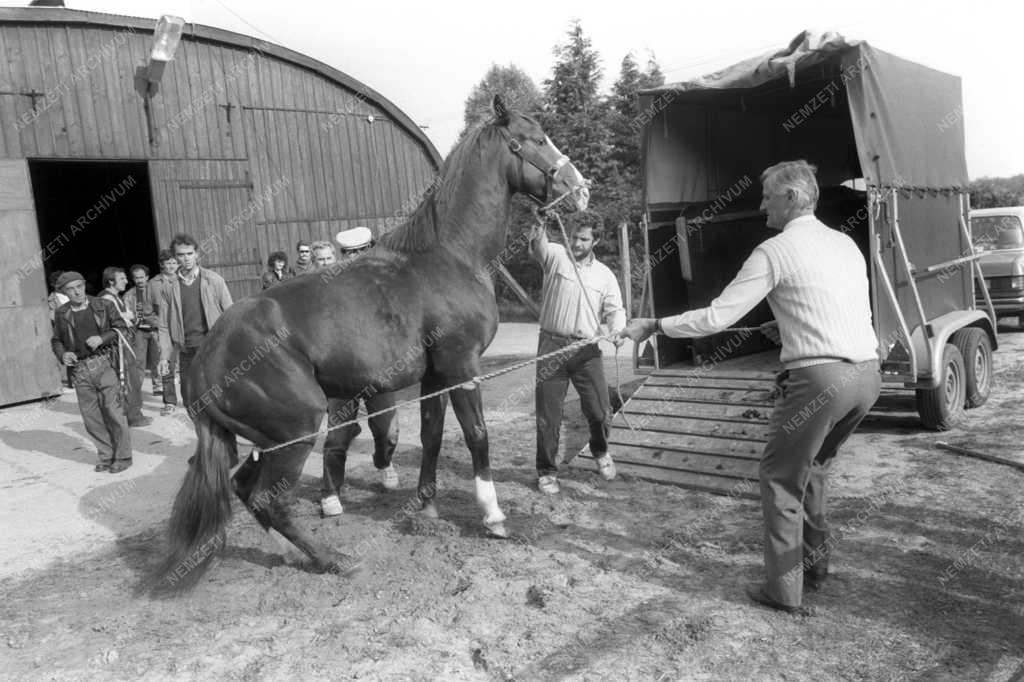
[152,95,590,592]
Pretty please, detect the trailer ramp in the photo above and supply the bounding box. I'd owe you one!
[570,363,781,499]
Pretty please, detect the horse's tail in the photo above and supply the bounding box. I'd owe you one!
[151,410,234,596]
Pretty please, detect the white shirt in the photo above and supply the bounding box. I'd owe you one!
[535,242,626,338]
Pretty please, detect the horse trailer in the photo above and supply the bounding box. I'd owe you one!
[571,31,997,495]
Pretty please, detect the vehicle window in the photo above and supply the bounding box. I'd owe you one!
[972,215,1024,251]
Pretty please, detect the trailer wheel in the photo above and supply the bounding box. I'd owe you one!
[915,343,966,431]
[950,327,992,408]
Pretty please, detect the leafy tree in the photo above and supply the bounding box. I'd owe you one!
[969,175,1024,209]
[460,64,544,133]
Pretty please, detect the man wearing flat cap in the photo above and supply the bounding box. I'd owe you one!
[50,271,135,473]
[317,225,400,517]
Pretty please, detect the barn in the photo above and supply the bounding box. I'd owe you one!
[0,6,441,406]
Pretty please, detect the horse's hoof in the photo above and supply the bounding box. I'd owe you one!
[418,499,439,519]
[485,522,509,539]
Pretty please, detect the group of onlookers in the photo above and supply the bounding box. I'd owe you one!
[260,228,374,289]
[48,233,233,473]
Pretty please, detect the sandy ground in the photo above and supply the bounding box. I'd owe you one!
[1,322,1023,681]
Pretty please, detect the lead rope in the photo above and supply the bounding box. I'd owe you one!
[545,210,634,432]
[257,332,617,455]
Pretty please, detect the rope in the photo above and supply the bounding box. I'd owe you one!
[258,331,617,454]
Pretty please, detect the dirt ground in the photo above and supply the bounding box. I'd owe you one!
[1,321,1023,681]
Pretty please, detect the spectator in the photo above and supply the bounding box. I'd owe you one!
[261,250,292,289]
[99,266,151,428]
[149,250,179,415]
[156,233,233,409]
[291,240,314,276]
[50,271,134,473]
[123,264,161,397]
[311,240,336,269]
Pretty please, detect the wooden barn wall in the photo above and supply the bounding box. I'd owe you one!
[0,22,439,289]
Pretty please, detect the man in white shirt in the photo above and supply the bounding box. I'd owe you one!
[620,160,881,613]
[530,211,626,495]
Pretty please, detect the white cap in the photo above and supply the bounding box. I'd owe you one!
[335,226,373,251]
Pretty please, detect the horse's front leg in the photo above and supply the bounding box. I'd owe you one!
[450,383,508,538]
[417,373,448,518]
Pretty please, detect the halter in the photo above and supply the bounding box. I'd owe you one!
[499,127,578,210]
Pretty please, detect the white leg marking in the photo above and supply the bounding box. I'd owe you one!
[474,476,506,525]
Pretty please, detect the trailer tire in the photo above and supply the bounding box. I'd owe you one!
[915,343,966,431]
[950,327,992,408]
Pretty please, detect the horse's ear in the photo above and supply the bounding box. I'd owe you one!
[491,95,510,126]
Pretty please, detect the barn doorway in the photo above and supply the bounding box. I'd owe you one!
[28,160,158,295]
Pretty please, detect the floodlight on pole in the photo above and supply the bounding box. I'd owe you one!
[145,15,185,86]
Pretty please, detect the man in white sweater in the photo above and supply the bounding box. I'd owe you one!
[620,160,881,612]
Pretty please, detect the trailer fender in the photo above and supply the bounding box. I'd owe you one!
[909,310,997,388]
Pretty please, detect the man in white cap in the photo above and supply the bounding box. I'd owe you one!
[50,271,135,473]
[318,225,400,516]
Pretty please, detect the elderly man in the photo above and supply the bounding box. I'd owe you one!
[530,210,625,495]
[310,240,337,269]
[51,271,135,473]
[319,226,400,517]
[156,233,233,409]
[620,160,880,613]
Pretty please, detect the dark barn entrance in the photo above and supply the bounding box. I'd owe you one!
[29,160,158,295]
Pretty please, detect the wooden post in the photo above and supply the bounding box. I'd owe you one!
[618,220,632,319]
[495,262,540,319]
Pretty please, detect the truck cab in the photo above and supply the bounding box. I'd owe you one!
[971,206,1024,325]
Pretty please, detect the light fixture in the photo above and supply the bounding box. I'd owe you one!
[145,15,186,87]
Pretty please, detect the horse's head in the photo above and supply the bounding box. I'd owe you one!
[491,95,590,212]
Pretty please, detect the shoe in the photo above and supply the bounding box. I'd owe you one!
[321,494,344,517]
[379,464,399,490]
[129,416,153,427]
[537,475,560,495]
[160,405,176,416]
[94,462,111,472]
[745,583,806,614]
[804,568,829,592]
[594,453,617,481]
[109,460,132,474]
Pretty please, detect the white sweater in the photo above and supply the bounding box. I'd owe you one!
[660,215,878,369]
[757,216,878,368]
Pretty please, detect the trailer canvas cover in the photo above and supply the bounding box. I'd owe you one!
[641,30,968,201]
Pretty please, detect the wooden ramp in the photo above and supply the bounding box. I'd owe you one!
[569,352,783,499]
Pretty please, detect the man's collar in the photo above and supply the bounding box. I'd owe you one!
[782,213,817,231]
[178,266,201,283]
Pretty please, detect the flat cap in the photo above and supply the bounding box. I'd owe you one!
[335,226,373,252]
[55,271,85,290]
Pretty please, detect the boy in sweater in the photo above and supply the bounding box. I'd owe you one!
[620,160,880,613]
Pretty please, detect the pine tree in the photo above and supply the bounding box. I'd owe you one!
[460,64,543,134]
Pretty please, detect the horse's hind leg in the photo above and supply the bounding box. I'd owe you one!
[450,384,508,538]
[249,441,360,575]
[417,374,449,518]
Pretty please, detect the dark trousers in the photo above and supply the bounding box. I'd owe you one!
[535,331,611,476]
[121,335,144,423]
[160,346,180,406]
[759,360,881,607]
[131,330,159,377]
[71,355,132,464]
[177,345,200,407]
[321,393,399,496]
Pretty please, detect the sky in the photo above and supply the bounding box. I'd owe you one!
[13,0,1024,178]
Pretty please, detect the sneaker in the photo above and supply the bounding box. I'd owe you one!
[160,405,176,416]
[94,462,111,472]
[594,453,617,481]
[129,416,153,427]
[321,494,344,517]
[379,464,399,490]
[537,475,560,495]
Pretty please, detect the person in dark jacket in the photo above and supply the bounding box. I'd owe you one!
[50,271,135,473]
[260,250,292,289]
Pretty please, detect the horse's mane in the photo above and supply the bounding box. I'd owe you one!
[378,121,500,253]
